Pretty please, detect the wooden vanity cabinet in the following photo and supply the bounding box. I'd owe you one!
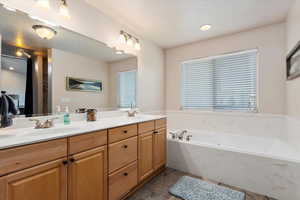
[68,146,107,200]
[153,128,166,170]
[138,132,154,181]
[138,118,166,181]
[0,158,68,200]
[0,118,167,200]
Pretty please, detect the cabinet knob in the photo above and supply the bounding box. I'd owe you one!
[62,160,68,165]
[123,172,128,176]
[123,145,128,149]
[70,158,75,163]
[123,130,128,134]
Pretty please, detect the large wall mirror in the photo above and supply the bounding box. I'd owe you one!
[0,6,137,117]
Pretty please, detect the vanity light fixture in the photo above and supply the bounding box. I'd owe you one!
[33,25,57,40]
[119,31,127,44]
[59,0,70,18]
[200,24,212,31]
[127,37,134,46]
[134,39,141,51]
[35,0,50,9]
[119,30,141,51]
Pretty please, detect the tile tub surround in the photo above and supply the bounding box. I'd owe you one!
[127,168,276,200]
[0,114,165,150]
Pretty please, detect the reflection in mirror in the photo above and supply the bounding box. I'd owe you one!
[0,5,137,117]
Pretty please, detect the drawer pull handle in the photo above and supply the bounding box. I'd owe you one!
[124,172,128,176]
[153,131,158,134]
[123,130,128,134]
[62,160,68,165]
[123,145,128,149]
[70,158,75,163]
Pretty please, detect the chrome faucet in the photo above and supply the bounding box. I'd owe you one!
[186,135,192,141]
[178,130,187,140]
[127,102,138,117]
[29,118,58,129]
[168,131,178,139]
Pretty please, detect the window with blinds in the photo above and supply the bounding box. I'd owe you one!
[182,49,258,111]
[119,70,137,108]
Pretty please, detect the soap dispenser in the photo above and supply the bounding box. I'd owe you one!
[64,106,71,125]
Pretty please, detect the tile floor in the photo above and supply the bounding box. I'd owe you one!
[127,168,276,200]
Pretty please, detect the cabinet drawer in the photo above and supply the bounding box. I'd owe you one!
[155,118,167,129]
[69,130,107,155]
[108,124,137,144]
[109,161,137,200]
[109,137,137,173]
[0,139,67,176]
[138,121,155,134]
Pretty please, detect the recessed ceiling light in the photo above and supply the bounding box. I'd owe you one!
[3,5,17,12]
[200,24,212,31]
[9,67,15,71]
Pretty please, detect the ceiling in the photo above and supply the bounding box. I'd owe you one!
[0,6,134,62]
[85,0,294,48]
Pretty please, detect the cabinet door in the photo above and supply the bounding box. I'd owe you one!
[153,128,166,170]
[0,158,67,200]
[69,146,107,200]
[138,132,154,181]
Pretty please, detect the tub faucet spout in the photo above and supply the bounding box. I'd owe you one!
[178,130,187,140]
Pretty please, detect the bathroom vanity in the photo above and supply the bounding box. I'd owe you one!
[0,115,167,200]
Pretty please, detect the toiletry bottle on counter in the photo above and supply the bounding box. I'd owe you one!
[64,106,71,125]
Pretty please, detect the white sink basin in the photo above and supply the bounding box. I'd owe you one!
[30,127,80,135]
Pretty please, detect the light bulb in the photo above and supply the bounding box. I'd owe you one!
[200,24,212,31]
[36,0,50,9]
[134,41,141,50]
[16,50,23,57]
[9,67,15,71]
[60,1,70,18]
[119,33,126,44]
[127,37,134,46]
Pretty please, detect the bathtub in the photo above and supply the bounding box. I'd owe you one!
[167,130,300,200]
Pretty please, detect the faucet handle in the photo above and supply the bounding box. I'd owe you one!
[29,119,42,129]
[169,131,178,139]
[186,135,192,141]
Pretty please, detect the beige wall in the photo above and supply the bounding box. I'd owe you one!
[0,0,165,113]
[51,49,109,112]
[286,0,300,117]
[165,23,286,114]
[0,69,26,106]
[138,40,165,113]
[108,57,137,108]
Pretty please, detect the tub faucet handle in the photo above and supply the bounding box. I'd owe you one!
[169,132,178,139]
[178,130,187,140]
[186,135,192,141]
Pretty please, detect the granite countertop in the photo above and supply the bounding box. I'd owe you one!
[0,114,166,150]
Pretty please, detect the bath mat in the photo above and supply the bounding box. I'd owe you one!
[169,176,245,200]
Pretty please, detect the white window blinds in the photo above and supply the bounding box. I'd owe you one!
[119,70,136,108]
[182,49,258,111]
